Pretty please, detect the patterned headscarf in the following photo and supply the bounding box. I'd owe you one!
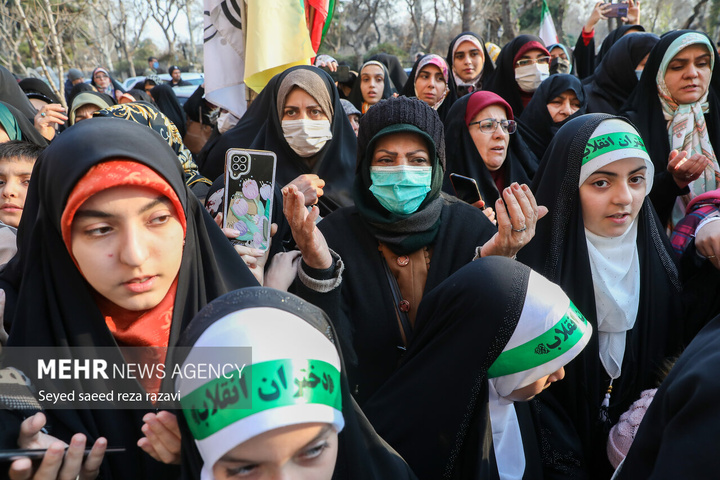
[413,54,451,110]
[656,32,718,225]
[95,102,211,187]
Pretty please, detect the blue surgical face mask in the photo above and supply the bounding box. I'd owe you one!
[153,61,159,69]
[635,69,643,81]
[369,165,432,215]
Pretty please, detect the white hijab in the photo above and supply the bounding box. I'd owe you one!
[488,270,592,479]
[579,119,654,380]
[177,308,345,480]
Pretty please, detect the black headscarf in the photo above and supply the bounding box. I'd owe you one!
[446,32,496,96]
[2,117,257,479]
[517,114,685,479]
[175,287,417,480]
[444,91,538,206]
[483,35,548,116]
[18,77,61,105]
[127,88,154,104]
[202,66,357,215]
[518,73,587,160]
[362,256,590,479]
[150,83,186,138]
[0,66,38,121]
[621,30,720,227]
[584,32,659,114]
[400,54,458,122]
[367,53,408,92]
[347,61,396,113]
[594,25,646,68]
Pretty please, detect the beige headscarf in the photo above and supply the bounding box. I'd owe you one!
[276,69,334,121]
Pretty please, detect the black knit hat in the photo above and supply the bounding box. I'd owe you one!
[357,96,446,172]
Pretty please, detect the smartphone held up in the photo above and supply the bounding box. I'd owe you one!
[223,149,277,250]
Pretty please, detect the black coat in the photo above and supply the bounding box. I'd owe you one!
[298,199,498,407]
[615,313,720,479]
[362,258,547,480]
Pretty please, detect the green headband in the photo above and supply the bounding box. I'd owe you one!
[488,302,588,378]
[181,359,342,440]
[583,132,647,165]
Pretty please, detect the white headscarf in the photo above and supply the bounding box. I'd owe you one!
[177,307,345,480]
[451,34,485,90]
[580,118,654,380]
[488,270,592,479]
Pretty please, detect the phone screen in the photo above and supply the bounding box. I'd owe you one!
[224,149,277,250]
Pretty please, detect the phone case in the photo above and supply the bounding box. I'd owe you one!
[223,149,277,250]
[450,173,483,205]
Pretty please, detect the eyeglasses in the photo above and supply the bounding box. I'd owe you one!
[515,56,551,67]
[468,118,517,134]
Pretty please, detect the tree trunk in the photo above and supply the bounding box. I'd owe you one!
[462,0,472,32]
[555,0,566,43]
[186,0,196,64]
[501,1,516,43]
[42,0,66,107]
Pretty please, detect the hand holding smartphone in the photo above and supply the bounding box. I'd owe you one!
[450,173,484,207]
[224,149,277,250]
[603,2,628,18]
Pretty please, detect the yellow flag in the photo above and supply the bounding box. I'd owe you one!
[244,0,317,93]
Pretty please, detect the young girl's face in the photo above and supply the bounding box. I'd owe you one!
[360,65,385,105]
[579,157,647,238]
[212,423,338,479]
[505,367,565,402]
[453,40,484,83]
[70,185,184,311]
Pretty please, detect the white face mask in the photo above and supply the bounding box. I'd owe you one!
[217,111,239,134]
[281,119,333,157]
[514,64,549,93]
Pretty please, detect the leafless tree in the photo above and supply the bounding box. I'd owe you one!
[91,0,149,77]
[147,0,187,60]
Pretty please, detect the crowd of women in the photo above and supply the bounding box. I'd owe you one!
[0,3,720,479]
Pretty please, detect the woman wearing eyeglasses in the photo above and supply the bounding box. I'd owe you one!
[90,67,126,102]
[443,91,539,218]
[484,35,551,116]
